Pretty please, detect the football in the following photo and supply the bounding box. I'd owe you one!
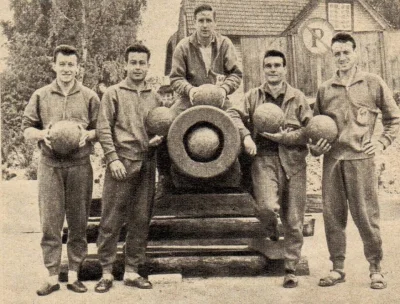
[305,115,338,143]
[49,120,82,155]
[253,103,285,133]
[186,126,221,161]
[192,84,225,108]
[146,106,176,136]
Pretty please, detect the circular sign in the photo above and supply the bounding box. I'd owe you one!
[300,18,334,55]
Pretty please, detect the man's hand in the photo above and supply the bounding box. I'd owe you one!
[189,87,200,105]
[243,135,257,156]
[149,135,164,147]
[259,127,293,143]
[42,124,52,149]
[109,160,127,181]
[218,87,227,108]
[78,125,89,148]
[308,138,331,156]
[24,126,52,148]
[363,141,384,155]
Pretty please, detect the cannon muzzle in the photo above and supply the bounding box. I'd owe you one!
[167,106,241,179]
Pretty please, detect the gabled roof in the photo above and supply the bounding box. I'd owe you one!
[183,0,310,36]
[283,0,390,34]
[182,0,392,37]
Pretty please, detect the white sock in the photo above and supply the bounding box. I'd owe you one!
[124,272,140,280]
[103,273,114,281]
[68,271,78,283]
[48,275,59,285]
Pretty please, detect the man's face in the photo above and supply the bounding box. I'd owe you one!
[332,41,357,73]
[263,56,286,85]
[125,52,149,83]
[195,10,216,40]
[98,83,107,94]
[52,53,79,85]
[161,92,174,107]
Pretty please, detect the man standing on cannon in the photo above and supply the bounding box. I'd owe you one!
[228,50,313,288]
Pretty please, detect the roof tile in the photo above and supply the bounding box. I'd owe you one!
[184,0,310,35]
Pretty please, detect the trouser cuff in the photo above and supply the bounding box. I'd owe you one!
[332,260,344,271]
[284,260,297,273]
[47,267,60,277]
[369,262,381,273]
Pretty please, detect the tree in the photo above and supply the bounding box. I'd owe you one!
[1,0,147,177]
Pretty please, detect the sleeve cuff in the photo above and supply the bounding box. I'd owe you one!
[241,131,251,142]
[220,84,230,95]
[378,136,391,150]
[185,84,195,97]
[105,151,119,165]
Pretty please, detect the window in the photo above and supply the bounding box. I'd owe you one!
[328,2,352,31]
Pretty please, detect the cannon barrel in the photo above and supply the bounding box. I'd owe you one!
[167,105,241,180]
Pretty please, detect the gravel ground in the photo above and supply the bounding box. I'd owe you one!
[1,181,400,304]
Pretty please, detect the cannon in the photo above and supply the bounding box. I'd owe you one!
[61,98,315,281]
[165,105,242,189]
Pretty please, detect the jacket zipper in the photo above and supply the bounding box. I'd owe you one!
[62,94,68,120]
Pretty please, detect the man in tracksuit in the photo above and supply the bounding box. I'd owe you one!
[228,50,312,288]
[169,3,242,114]
[95,44,163,293]
[22,45,100,295]
[160,4,242,193]
[310,32,400,289]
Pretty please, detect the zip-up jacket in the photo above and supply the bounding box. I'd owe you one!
[170,32,242,111]
[22,80,100,167]
[96,80,163,165]
[228,82,312,178]
[314,69,400,160]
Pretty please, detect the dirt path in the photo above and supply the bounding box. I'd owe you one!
[1,182,400,303]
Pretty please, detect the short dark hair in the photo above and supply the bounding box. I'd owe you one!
[158,85,174,95]
[263,50,286,67]
[124,43,151,62]
[53,45,80,63]
[331,32,356,49]
[194,4,216,20]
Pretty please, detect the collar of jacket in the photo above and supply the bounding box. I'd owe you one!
[50,79,81,96]
[189,31,221,49]
[119,79,153,92]
[331,66,365,87]
[258,81,296,104]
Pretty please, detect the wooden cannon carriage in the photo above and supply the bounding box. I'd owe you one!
[61,105,316,281]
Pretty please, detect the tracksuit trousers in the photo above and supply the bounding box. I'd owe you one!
[322,156,382,273]
[252,155,307,273]
[97,157,156,274]
[38,160,93,276]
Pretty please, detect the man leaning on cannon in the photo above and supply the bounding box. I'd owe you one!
[228,50,312,288]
